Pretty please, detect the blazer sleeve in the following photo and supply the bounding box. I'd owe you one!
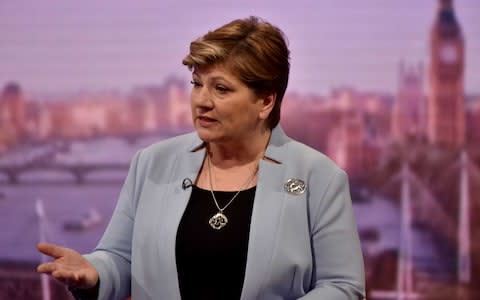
[82,149,142,300]
[298,169,365,300]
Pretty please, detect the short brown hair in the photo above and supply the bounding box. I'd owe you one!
[183,16,290,129]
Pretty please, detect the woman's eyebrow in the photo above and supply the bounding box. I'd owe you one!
[191,72,234,85]
[209,76,234,85]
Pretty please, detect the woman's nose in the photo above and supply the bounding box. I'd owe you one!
[193,86,214,108]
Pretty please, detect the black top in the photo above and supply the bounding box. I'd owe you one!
[176,185,256,300]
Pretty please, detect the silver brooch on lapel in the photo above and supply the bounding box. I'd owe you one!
[284,178,306,195]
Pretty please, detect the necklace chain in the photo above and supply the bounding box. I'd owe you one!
[206,154,258,229]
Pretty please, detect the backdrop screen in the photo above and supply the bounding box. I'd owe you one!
[0,1,479,299]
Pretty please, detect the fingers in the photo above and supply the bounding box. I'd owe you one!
[37,261,57,274]
[36,243,98,289]
[37,263,78,286]
[41,267,98,289]
[37,242,68,259]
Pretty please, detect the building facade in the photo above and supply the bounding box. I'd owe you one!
[392,62,426,143]
[428,0,465,148]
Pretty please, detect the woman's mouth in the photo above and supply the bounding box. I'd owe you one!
[197,116,217,127]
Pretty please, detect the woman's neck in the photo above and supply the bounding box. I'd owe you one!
[207,128,271,168]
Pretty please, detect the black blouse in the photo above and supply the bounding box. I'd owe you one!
[175,185,256,300]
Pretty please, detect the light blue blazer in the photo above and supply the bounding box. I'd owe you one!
[84,126,365,300]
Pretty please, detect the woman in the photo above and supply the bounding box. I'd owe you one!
[37,16,365,300]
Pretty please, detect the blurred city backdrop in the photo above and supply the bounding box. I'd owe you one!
[0,0,479,299]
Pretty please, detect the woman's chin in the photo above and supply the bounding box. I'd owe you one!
[195,128,219,142]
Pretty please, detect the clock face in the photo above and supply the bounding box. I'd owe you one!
[439,43,458,64]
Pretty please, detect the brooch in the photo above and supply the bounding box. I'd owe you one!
[284,178,306,195]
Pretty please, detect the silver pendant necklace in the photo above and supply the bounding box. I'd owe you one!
[206,154,258,230]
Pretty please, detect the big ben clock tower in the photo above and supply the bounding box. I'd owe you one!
[428,0,465,148]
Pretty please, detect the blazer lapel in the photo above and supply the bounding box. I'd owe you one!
[153,138,206,299]
[240,156,287,300]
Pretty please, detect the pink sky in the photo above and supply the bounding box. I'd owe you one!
[0,0,479,95]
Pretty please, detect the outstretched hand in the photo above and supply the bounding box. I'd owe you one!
[36,242,99,289]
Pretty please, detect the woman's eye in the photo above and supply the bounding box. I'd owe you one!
[215,85,229,93]
[190,80,201,87]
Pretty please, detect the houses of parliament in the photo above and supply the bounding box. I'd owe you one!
[393,0,474,150]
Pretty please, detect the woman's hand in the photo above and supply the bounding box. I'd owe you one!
[36,242,99,289]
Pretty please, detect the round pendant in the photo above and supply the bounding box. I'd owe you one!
[209,212,228,230]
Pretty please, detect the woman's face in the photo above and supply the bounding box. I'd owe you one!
[190,64,272,144]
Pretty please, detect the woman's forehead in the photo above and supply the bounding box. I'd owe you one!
[193,64,239,82]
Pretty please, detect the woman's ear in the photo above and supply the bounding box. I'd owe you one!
[259,93,276,121]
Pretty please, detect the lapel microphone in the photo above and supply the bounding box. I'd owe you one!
[182,178,193,190]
